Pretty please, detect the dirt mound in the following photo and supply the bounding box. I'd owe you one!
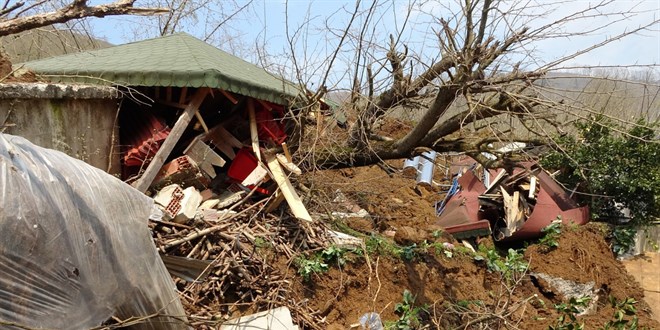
[302,160,444,234]
[279,227,658,328]
[152,160,656,329]
[521,223,657,329]
[292,164,659,329]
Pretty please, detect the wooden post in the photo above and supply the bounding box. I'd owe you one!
[178,86,188,104]
[133,88,210,193]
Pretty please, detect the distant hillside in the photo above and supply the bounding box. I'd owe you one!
[0,27,113,63]
[375,71,659,141]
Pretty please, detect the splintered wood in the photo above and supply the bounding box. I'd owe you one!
[479,167,541,240]
[151,204,329,330]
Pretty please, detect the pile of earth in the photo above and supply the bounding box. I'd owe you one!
[271,161,660,329]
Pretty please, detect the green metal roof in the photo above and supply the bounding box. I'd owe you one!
[20,33,300,104]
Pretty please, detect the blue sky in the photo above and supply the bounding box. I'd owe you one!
[88,0,660,87]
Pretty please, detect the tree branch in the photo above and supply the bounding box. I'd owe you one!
[0,1,23,18]
[0,0,169,37]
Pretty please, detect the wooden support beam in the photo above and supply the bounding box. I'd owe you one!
[194,111,209,133]
[133,88,210,193]
[219,89,238,104]
[265,153,312,221]
[247,98,261,162]
[179,87,188,104]
[276,154,301,175]
[166,86,172,102]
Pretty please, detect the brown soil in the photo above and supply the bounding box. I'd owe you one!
[286,164,660,329]
[302,159,445,235]
[521,223,655,329]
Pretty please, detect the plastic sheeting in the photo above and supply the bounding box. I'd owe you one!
[0,133,188,329]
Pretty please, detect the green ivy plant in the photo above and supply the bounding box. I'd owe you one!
[296,245,357,281]
[295,255,328,281]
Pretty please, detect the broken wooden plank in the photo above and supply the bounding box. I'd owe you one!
[205,125,243,160]
[509,191,520,225]
[241,163,269,187]
[209,125,243,149]
[264,189,286,213]
[133,88,210,193]
[281,142,292,162]
[184,136,226,178]
[216,190,244,209]
[485,169,507,193]
[247,98,261,162]
[265,153,312,221]
[276,153,302,175]
[529,176,537,199]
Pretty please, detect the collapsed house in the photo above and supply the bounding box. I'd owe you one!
[4,32,318,223]
[435,155,590,241]
[1,33,337,327]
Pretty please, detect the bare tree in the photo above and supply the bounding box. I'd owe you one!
[108,0,254,57]
[279,0,659,169]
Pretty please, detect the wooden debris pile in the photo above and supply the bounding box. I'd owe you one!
[114,86,341,328]
[478,169,540,241]
[151,200,331,330]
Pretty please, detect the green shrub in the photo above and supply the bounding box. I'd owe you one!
[387,290,428,330]
[541,117,659,226]
[295,255,328,281]
[474,246,529,282]
[539,221,562,251]
[549,296,591,330]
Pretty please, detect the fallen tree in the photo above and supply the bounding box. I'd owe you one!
[282,0,659,170]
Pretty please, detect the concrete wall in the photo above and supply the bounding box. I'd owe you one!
[635,225,660,254]
[0,83,121,175]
